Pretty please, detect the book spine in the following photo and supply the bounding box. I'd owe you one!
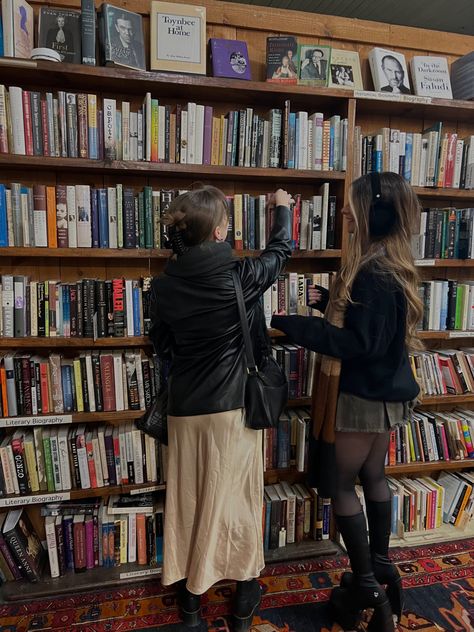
[81,0,96,66]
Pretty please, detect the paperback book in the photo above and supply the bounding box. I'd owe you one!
[328,49,363,90]
[368,47,412,94]
[265,36,298,84]
[209,38,251,80]
[38,7,81,64]
[99,3,146,71]
[297,44,330,87]
[411,56,453,99]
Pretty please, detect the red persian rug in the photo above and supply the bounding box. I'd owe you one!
[1,538,474,631]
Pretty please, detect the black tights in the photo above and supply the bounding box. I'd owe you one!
[332,431,391,516]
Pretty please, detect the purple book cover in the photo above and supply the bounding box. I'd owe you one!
[203,106,213,165]
[210,38,252,81]
[85,516,94,569]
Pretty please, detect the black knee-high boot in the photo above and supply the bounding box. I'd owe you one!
[341,499,403,624]
[233,579,262,632]
[176,579,202,628]
[331,512,394,632]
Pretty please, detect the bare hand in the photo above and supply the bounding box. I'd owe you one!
[274,309,287,316]
[272,188,294,208]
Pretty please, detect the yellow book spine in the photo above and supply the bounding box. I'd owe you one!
[73,359,84,412]
[120,516,128,564]
[24,439,39,492]
[211,116,220,165]
[406,423,416,463]
[219,114,226,165]
[151,99,159,162]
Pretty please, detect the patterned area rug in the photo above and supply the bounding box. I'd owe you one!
[1,539,474,631]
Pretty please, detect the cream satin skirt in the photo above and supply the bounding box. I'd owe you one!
[161,408,265,595]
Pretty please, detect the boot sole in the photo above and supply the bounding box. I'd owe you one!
[233,595,261,632]
[180,607,202,628]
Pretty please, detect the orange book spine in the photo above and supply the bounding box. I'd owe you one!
[46,186,57,248]
[136,513,147,564]
[0,366,8,417]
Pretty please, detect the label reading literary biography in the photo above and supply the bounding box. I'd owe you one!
[130,485,165,496]
[120,567,162,579]
[0,492,70,507]
[0,414,73,428]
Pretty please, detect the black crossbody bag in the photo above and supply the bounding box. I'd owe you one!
[232,269,288,429]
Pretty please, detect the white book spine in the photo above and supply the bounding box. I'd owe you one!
[195,104,205,165]
[180,110,188,164]
[119,428,128,484]
[113,352,124,412]
[92,436,104,487]
[320,183,329,250]
[45,517,60,578]
[128,513,137,563]
[107,187,118,249]
[9,87,25,155]
[132,429,144,484]
[145,93,151,162]
[85,353,96,412]
[77,439,91,489]
[453,140,464,189]
[130,111,138,161]
[121,101,130,161]
[187,103,196,164]
[125,279,134,337]
[135,351,145,409]
[158,105,165,162]
[58,431,72,490]
[50,433,63,490]
[1,275,14,337]
[66,186,77,247]
[103,98,117,160]
[76,184,92,248]
[0,446,15,494]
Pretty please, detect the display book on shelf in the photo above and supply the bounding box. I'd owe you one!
[0,61,347,596]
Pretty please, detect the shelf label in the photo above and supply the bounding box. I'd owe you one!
[449,331,474,338]
[0,492,70,507]
[129,485,164,496]
[119,567,162,579]
[0,414,72,428]
[415,259,436,266]
[354,90,432,105]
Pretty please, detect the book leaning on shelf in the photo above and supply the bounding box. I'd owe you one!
[263,408,311,472]
[0,86,347,171]
[0,182,338,251]
[386,408,474,466]
[0,423,167,496]
[354,123,474,189]
[412,207,474,262]
[0,276,152,338]
[411,347,474,396]
[418,278,474,332]
[0,349,167,418]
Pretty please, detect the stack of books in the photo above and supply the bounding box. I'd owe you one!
[271,345,315,399]
[419,279,474,332]
[263,408,311,472]
[410,348,474,396]
[264,272,333,325]
[412,207,474,262]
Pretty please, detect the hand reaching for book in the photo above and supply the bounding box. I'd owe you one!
[308,286,323,305]
[270,188,294,208]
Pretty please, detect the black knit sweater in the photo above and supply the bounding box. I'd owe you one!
[271,265,420,402]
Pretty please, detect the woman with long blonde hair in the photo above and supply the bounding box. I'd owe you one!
[272,172,422,631]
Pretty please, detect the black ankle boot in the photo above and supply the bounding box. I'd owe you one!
[176,579,202,628]
[233,579,261,632]
[331,512,394,632]
[340,499,403,626]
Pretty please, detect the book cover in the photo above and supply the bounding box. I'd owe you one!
[368,47,412,94]
[2,508,46,581]
[150,1,206,74]
[297,45,330,87]
[411,55,453,99]
[328,48,363,90]
[2,0,33,59]
[38,7,81,64]
[81,0,96,65]
[266,36,298,84]
[209,38,251,80]
[100,3,146,71]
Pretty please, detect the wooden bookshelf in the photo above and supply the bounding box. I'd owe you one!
[413,187,474,200]
[419,394,474,406]
[386,459,474,476]
[0,410,144,425]
[417,330,474,340]
[415,259,474,268]
[0,337,151,348]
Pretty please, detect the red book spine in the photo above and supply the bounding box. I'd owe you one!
[292,194,301,248]
[11,437,29,495]
[444,133,457,189]
[86,437,97,488]
[112,279,125,337]
[39,362,50,413]
[113,433,121,484]
[40,100,50,157]
[389,431,396,466]
[100,354,116,412]
[21,90,34,156]
[77,94,89,159]
[85,518,94,570]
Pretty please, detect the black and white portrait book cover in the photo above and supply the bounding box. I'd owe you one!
[100,3,146,71]
[38,7,81,64]
[368,47,412,94]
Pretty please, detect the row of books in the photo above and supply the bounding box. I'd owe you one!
[412,208,474,261]
[354,123,474,189]
[410,348,474,396]
[388,470,474,534]
[0,276,153,339]
[386,408,474,466]
[271,346,314,399]
[0,424,167,497]
[263,272,333,325]
[0,276,152,340]
[419,280,474,332]
[263,409,310,472]
[0,86,347,171]
[0,495,164,583]
[0,350,165,418]
[0,182,339,252]
[225,187,338,252]
[263,482,331,550]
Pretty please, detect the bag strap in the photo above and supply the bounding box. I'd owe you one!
[231,269,257,373]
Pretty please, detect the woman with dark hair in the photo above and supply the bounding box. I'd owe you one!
[272,172,422,631]
[150,185,293,631]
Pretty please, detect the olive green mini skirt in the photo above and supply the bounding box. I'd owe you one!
[335,391,415,433]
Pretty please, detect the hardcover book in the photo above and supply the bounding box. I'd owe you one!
[209,38,251,80]
[38,7,81,64]
[99,3,146,71]
[150,1,206,74]
[297,44,331,87]
[328,48,363,90]
[411,55,453,99]
[266,36,298,84]
[2,0,33,58]
[2,508,46,581]
[368,47,412,94]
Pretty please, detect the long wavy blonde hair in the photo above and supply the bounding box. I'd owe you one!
[331,172,424,352]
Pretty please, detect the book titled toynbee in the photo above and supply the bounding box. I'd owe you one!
[209,38,251,80]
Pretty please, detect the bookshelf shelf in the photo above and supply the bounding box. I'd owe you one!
[386,458,474,475]
[0,337,151,348]
[288,397,312,407]
[419,394,474,405]
[414,187,474,200]
[417,330,474,340]
[0,410,144,425]
[355,93,474,123]
[0,59,351,108]
[0,155,346,183]
[415,259,474,268]
[0,247,341,260]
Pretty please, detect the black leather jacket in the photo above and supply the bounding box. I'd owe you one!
[150,206,292,416]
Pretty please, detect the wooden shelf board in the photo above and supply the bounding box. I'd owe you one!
[0,59,350,108]
[415,259,474,268]
[0,155,346,182]
[0,337,151,348]
[0,247,341,260]
[419,394,474,405]
[0,410,144,425]
[386,459,474,475]
[417,330,474,340]
[414,187,474,200]
[355,93,474,123]
[390,522,474,549]
[288,397,311,407]
[263,538,339,564]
